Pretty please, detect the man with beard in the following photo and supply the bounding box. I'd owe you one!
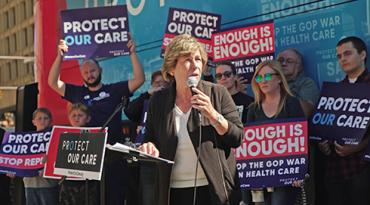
[48,38,145,205]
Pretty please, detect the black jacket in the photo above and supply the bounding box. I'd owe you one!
[144,80,243,205]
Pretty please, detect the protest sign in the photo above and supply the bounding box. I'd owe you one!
[309,82,370,145]
[54,131,107,180]
[235,119,308,189]
[212,21,275,82]
[61,5,129,59]
[0,130,51,177]
[161,7,221,59]
[44,126,107,180]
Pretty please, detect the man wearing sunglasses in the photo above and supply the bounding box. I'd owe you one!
[277,48,320,116]
[215,62,254,125]
[318,36,370,205]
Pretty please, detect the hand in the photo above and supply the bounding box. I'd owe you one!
[334,141,363,157]
[57,39,68,56]
[6,173,16,178]
[139,142,159,157]
[38,169,44,177]
[318,140,332,156]
[236,76,248,94]
[127,33,136,54]
[136,125,143,135]
[292,180,304,187]
[190,87,215,118]
[42,155,48,164]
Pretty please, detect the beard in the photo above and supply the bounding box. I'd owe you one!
[84,74,102,88]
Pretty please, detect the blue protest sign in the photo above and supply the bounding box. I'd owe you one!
[309,82,370,145]
[0,130,51,177]
[61,5,130,59]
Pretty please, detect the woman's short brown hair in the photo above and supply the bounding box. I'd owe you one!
[161,34,208,82]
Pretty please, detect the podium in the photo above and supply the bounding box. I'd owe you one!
[106,143,174,164]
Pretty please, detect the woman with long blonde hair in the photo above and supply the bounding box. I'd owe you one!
[246,60,305,205]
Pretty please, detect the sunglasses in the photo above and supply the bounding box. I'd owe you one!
[215,71,233,80]
[255,73,278,83]
[277,58,299,65]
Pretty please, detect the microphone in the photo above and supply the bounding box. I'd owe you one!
[187,76,199,96]
[187,76,202,205]
[121,96,128,107]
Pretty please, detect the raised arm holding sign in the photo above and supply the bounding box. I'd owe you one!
[61,5,130,59]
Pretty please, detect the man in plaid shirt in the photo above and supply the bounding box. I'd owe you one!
[319,36,370,205]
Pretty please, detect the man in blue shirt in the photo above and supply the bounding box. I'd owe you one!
[48,38,145,205]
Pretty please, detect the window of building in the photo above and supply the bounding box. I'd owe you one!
[0,65,8,83]
[27,62,34,77]
[18,2,26,22]
[17,61,25,77]
[26,0,33,18]
[4,11,9,29]
[5,37,10,54]
[23,28,28,47]
[0,14,6,32]
[7,8,15,28]
[7,62,11,81]
[9,35,16,53]
[27,27,34,46]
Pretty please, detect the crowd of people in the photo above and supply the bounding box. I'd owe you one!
[0,34,369,205]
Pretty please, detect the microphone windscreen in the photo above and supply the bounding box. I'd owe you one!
[187,76,199,88]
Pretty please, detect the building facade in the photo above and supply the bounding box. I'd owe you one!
[0,0,35,116]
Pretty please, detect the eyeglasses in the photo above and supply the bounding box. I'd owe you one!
[215,71,233,80]
[255,73,278,83]
[277,58,299,65]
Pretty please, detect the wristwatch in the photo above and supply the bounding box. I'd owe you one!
[212,114,224,127]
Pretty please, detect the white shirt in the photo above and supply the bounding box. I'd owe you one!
[170,105,208,188]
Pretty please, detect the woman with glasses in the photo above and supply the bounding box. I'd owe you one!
[215,62,254,124]
[246,60,305,205]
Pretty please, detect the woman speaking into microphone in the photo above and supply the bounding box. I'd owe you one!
[140,34,243,205]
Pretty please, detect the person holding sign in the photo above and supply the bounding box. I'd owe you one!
[48,36,144,204]
[215,62,254,124]
[140,34,243,205]
[59,103,99,205]
[277,48,320,205]
[7,108,59,205]
[246,60,305,205]
[318,36,370,205]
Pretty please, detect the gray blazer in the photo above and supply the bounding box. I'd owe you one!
[144,80,243,205]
